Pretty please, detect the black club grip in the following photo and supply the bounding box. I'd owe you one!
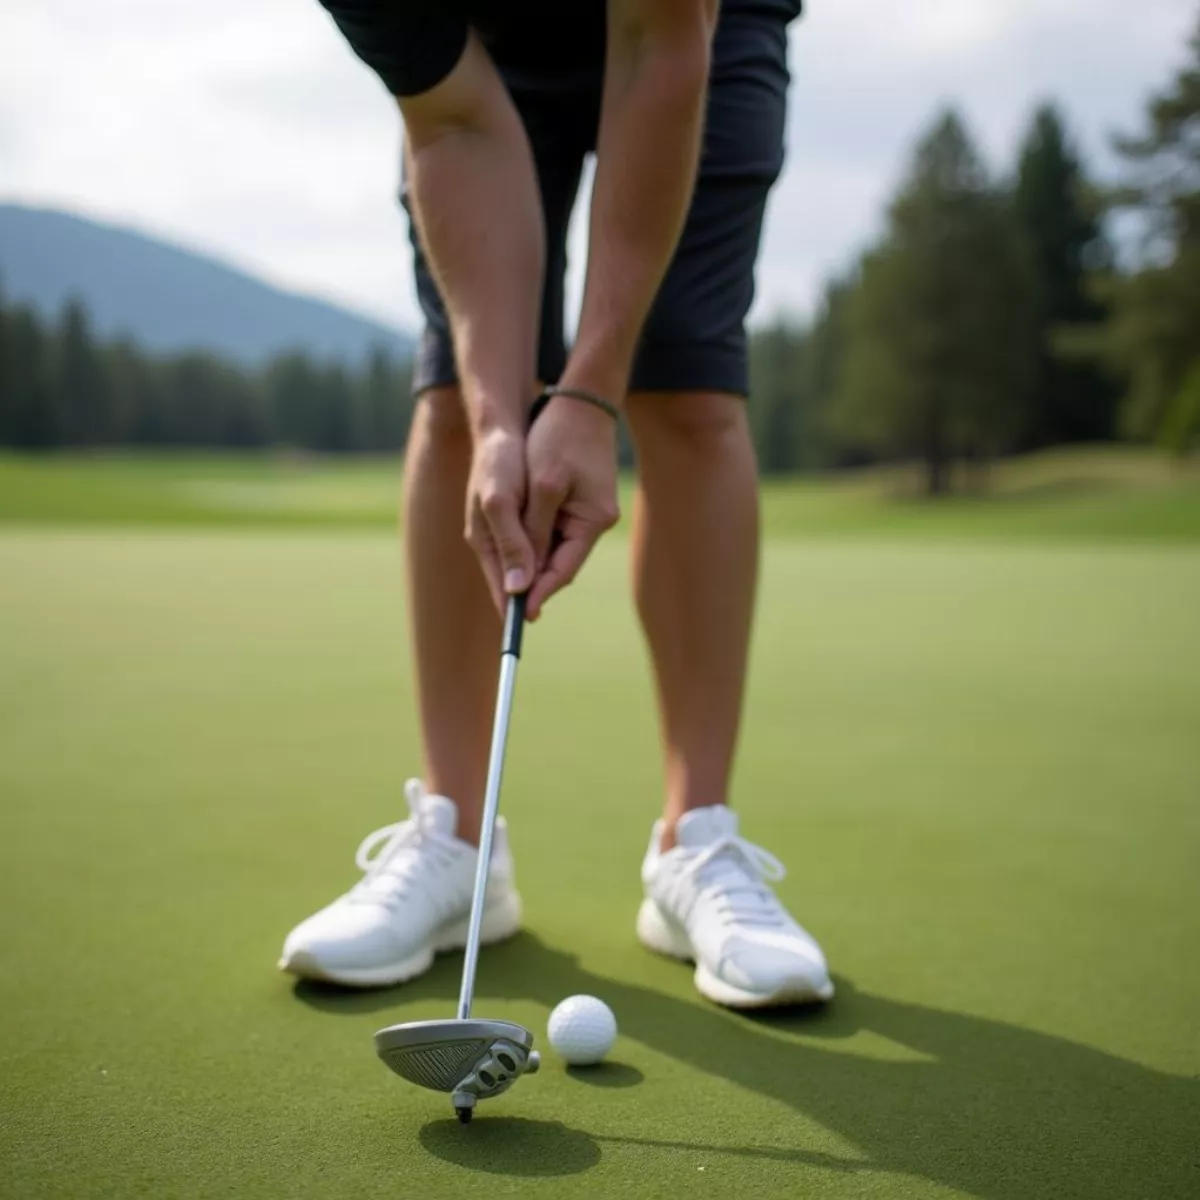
[502,592,527,658]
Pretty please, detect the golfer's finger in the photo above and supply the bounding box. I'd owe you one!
[524,466,568,571]
[465,513,506,615]
[480,488,536,596]
[526,530,594,620]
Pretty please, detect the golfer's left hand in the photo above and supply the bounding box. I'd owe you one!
[522,398,620,620]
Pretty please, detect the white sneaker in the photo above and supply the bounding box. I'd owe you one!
[637,805,834,1008]
[279,780,522,987]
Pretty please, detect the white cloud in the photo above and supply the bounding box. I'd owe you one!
[0,0,1194,332]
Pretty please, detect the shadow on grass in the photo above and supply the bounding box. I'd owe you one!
[419,1118,599,1176]
[566,1062,643,1088]
[294,935,1198,1196]
[419,1121,867,1178]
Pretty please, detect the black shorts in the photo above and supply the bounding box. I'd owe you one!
[396,9,794,397]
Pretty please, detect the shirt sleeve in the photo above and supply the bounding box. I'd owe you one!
[318,1,469,98]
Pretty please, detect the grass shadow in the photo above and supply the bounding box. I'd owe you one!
[593,1133,868,1172]
[419,1117,599,1176]
[566,1061,643,1088]
[293,934,1199,1197]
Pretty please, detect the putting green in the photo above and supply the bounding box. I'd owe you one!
[1,530,1197,1198]
[3,448,1200,541]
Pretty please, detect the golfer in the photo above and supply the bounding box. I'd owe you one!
[281,0,833,1008]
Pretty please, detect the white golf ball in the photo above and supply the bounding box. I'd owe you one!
[547,995,617,1066]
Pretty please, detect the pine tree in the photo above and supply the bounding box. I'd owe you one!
[57,298,113,445]
[834,110,1038,494]
[1013,103,1116,443]
[808,277,857,467]
[265,353,322,449]
[104,339,156,444]
[748,321,805,474]
[1108,14,1200,447]
[4,306,58,448]
[361,344,412,451]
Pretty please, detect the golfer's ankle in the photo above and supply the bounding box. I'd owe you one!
[659,796,731,852]
[452,799,486,847]
[423,775,484,846]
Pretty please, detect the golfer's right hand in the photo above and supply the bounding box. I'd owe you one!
[522,396,620,621]
[465,428,537,616]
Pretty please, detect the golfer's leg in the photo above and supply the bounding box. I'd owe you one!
[626,392,759,842]
[629,5,831,1005]
[629,389,833,1006]
[278,384,505,981]
[625,3,792,849]
[629,390,833,1009]
[403,388,497,846]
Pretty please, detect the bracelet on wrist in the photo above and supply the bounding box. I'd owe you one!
[529,386,620,427]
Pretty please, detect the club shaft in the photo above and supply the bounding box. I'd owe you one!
[456,613,522,1019]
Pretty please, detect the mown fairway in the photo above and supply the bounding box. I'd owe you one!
[1,453,1198,1198]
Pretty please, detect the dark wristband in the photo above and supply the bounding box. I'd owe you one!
[529,386,621,427]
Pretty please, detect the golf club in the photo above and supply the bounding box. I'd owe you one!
[373,591,539,1123]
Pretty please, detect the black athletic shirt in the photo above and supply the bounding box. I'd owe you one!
[319,0,802,98]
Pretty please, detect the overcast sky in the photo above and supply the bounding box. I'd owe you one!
[1,1,1193,333]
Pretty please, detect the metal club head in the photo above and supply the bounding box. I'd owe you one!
[373,1019,540,1122]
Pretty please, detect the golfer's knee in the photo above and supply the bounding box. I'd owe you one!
[628,391,749,457]
[412,387,471,449]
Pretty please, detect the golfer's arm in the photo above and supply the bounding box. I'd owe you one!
[563,0,716,406]
[400,35,544,437]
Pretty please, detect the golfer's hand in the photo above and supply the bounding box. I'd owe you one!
[465,428,537,615]
[523,399,620,621]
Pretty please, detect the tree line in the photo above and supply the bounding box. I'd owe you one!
[747,15,1200,491]
[1,16,1197,488]
[0,292,414,453]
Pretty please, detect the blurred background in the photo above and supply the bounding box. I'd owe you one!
[1,4,1198,1198]
[0,0,1197,489]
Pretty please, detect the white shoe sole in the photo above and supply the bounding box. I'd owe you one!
[279,891,523,988]
[636,898,834,1009]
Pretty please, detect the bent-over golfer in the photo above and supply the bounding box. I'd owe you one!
[281,0,833,1008]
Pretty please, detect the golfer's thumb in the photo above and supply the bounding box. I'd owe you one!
[490,508,535,595]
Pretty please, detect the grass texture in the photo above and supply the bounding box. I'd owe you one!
[1,518,1198,1198]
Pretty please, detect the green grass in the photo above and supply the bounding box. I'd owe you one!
[3,446,1199,541]
[1,521,1198,1198]
[0,451,404,528]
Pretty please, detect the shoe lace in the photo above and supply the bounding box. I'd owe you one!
[349,781,459,909]
[679,836,788,928]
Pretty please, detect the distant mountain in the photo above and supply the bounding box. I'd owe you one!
[0,204,414,366]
